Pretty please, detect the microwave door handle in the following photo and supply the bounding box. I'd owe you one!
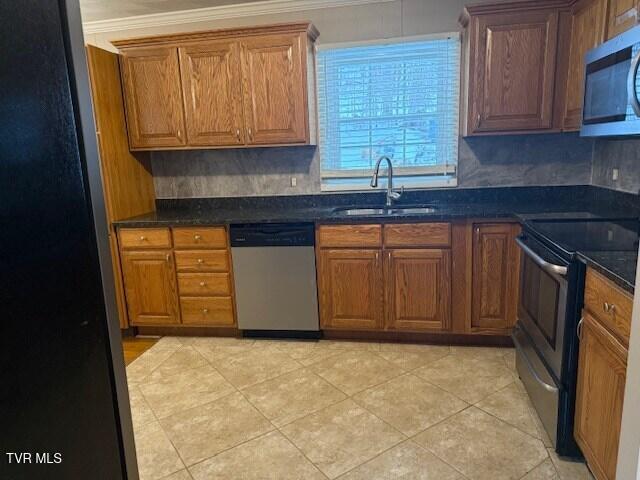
[627,50,640,117]
[515,237,568,277]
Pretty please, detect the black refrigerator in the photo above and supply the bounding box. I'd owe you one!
[0,0,137,479]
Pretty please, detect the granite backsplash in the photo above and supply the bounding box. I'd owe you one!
[151,133,595,199]
[592,138,640,195]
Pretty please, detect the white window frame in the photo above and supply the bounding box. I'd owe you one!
[316,33,461,192]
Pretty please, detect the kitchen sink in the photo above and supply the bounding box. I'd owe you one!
[332,206,437,216]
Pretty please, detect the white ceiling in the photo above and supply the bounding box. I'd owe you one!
[79,0,261,22]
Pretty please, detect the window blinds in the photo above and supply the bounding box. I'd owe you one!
[317,35,461,190]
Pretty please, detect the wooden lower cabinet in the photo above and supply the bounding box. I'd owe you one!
[317,249,383,330]
[470,223,520,333]
[120,250,180,325]
[119,226,237,328]
[385,249,451,331]
[575,313,628,480]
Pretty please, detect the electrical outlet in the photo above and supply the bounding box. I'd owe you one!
[612,168,619,181]
[290,177,297,187]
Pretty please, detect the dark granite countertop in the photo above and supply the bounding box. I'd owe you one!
[578,251,637,294]
[113,185,639,292]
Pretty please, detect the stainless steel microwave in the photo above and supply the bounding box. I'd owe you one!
[581,25,640,137]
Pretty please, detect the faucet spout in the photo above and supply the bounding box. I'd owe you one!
[371,156,402,207]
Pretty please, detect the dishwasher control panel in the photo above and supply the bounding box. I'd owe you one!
[230,223,315,247]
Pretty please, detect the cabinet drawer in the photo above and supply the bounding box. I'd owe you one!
[119,228,171,249]
[180,297,234,326]
[178,273,231,296]
[175,250,229,272]
[173,227,227,249]
[383,223,451,247]
[584,268,633,345]
[318,225,381,248]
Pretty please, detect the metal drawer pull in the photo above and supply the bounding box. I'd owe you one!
[199,282,206,287]
[197,258,204,264]
[603,302,616,313]
[202,308,209,314]
[515,237,568,276]
[139,235,146,241]
[577,317,584,340]
[512,332,559,393]
[194,234,202,241]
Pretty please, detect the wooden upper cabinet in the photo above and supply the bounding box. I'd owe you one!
[241,33,309,145]
[575,312,628,480]
[564,0,609,130]
[119,47,186,149]
[318,249,383,330]
[385,249,451,332]
[120,249,180,325]
[179,41,245,146]
[113,22,318,150]
[470,223,520,333]
[607,0,639,39]
[463,6,560,134]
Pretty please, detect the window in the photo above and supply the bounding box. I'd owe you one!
[317,34,460,191]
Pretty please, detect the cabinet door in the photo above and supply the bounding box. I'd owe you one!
[240,33,308,145]
[318,249,383,330]
[607,0,639,40]
[120,47,186,149]
[564,0,609,130]
[179,41,245,146]
[470,10,559,133]
[121,250,180,325]
[471,223,520,333]
[385,249,451,332]
[575,313,628,480]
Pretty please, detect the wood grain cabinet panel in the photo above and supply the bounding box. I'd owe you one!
[564,0,609,130]
[318,249,383,330]
[318,225,382,248]
[383,223,451,248]
[241,33,308,145]
[180,297,235,326]
[179,41,245,146]
[173,227,228,249]
[178,273,231,296]
[119,228,172,249]
[385,249,451,332]
[174,250,230,272]
[120,250,180,325]
[120,47,187,149]
[575,312,628,480]
[467,9,560,133]
[470,223,520,333]
[607,0,639,40]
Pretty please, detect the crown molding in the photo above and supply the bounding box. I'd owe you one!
[82,0,395,35]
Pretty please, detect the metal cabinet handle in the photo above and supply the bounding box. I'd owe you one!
[603,302,617,313]
[515,237,568,277]
[202,308,209,314]
[577,317,584,340]
[166,253,170,262]
[375,252,379,266]
[236,129,241,141]
[628,50,640,117]
[199,282,206,287]
[139,235,146,241]
[248,127,253,138]
[194,234,201,241]
[197,258,204,264]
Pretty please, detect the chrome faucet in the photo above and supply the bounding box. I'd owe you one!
[371,156,404,207]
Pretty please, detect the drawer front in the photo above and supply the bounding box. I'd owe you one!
[119,228,171,249]
[178,273,231,296]
[584,268,633,345]
[173,227,227,249]
[180,296,235,326]
[175,250,229,272]
[318,224,381,248]
[383,223,451,247]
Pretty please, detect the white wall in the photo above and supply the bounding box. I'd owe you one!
[82,0,470,49]
[617,252,640,479]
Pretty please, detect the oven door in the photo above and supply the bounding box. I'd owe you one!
[515,235,569,382]
[582,25,640,137]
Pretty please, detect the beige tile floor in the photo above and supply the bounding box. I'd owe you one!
[126,337,595,480]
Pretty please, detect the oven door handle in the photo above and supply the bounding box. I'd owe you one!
[512,331,559,394]
[627,50,640,118]
[515,237,568,277]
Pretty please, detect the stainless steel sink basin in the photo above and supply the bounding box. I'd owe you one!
[332,206,437,216]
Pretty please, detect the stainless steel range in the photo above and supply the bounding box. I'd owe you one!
[514,218,638,457]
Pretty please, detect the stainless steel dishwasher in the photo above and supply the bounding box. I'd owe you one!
[230,223,319,337]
